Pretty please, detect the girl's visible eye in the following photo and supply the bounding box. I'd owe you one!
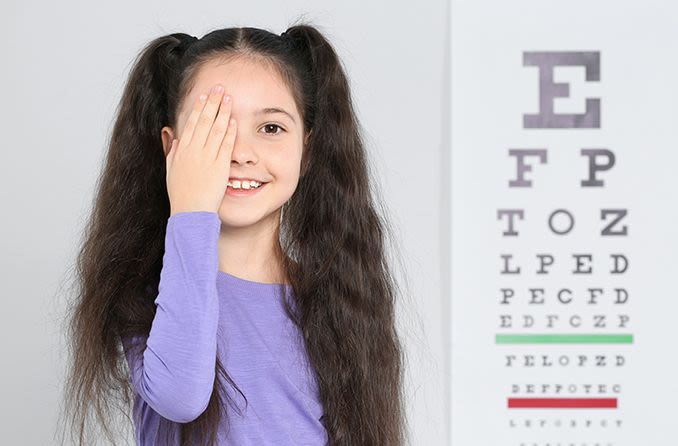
[260,123,286,136]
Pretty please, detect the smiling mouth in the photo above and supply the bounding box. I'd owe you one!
[225,182,267,196]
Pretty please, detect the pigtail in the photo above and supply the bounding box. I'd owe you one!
[279,25,407,446]
[98,32,192,328]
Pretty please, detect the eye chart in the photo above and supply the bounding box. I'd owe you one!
[449,2,678,445]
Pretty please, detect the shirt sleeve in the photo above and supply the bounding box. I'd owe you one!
[122,211,221,423]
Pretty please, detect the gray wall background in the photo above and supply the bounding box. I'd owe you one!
[2,1,449,444]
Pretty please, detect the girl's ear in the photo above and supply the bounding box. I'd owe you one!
[160,126,175,158]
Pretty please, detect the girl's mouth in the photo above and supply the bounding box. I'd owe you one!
[225,182,267,197]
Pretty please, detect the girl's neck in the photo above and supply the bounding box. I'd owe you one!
[217,215,288,285]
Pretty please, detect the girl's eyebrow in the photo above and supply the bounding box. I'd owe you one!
[255,107,296,124]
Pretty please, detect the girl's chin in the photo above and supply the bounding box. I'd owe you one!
[216,207,280,226]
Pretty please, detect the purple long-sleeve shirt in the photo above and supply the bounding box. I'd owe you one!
[121,211,327,445]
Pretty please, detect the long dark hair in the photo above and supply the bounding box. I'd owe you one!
[57,20,411,446]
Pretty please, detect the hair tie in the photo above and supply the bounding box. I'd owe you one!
[174,35,198,54]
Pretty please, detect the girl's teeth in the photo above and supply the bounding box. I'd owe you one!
[228,180,261,189]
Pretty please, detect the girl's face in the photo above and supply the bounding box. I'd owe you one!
[161,56,306,228]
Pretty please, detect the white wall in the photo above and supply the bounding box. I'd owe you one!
[2,1,448,444]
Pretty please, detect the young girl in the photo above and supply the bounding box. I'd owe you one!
[59,22,407,446]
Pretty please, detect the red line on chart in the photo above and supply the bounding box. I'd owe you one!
[508,398,618,409]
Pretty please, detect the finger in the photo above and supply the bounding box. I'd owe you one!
[180,93,208,148]
[217,117,237,163]
[189,84,225,151]
[205,94,232,160]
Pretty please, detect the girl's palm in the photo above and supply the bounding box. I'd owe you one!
[166,84,237,216]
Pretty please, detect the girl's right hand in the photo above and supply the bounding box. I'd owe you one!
[166,84,237,216]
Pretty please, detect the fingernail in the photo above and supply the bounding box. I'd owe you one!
[214,85,223,94]
[223,95,230,103]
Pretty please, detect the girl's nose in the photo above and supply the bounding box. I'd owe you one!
[229,133,258,165]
